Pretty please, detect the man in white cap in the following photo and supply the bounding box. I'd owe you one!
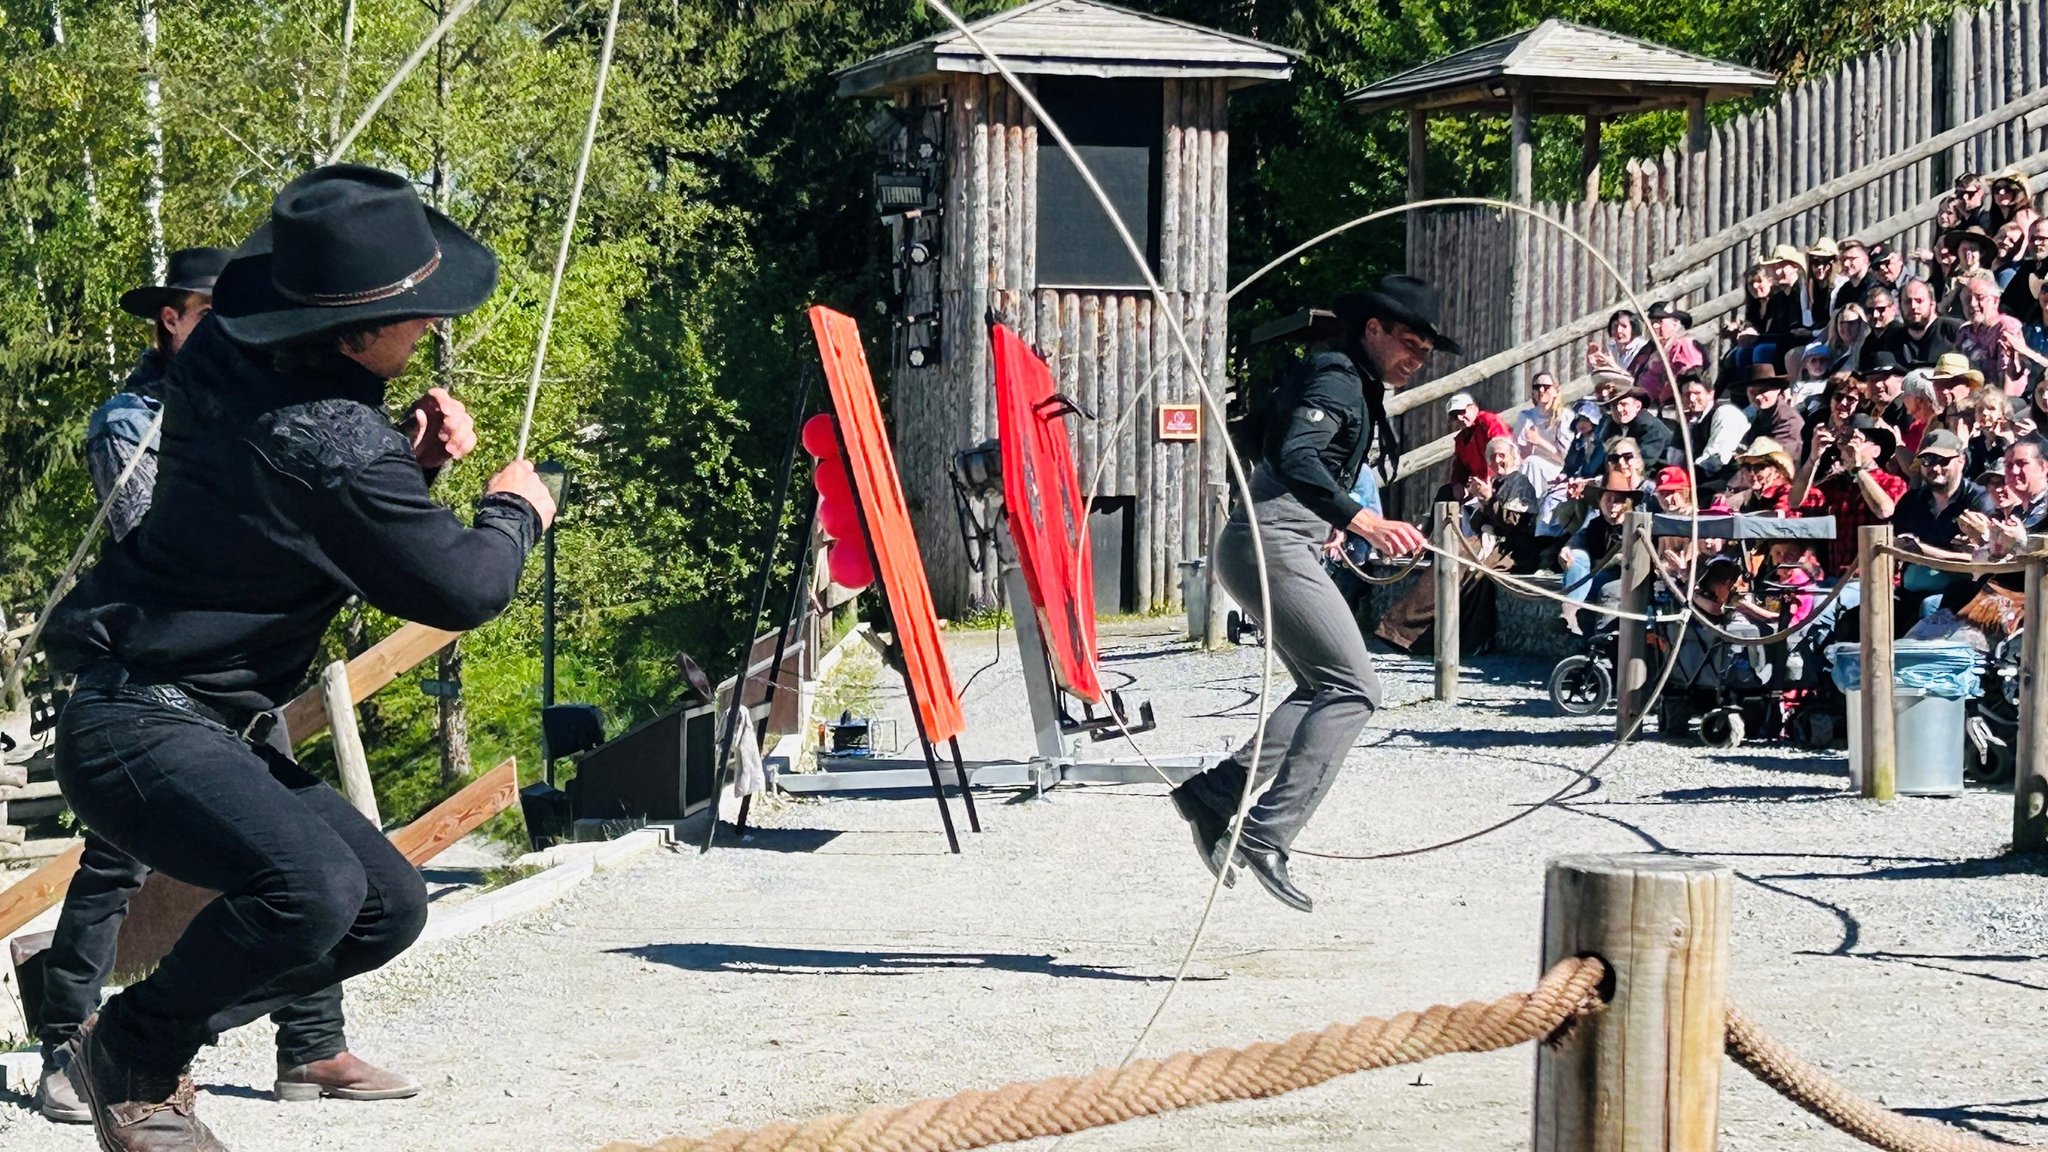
[1446,390,1508,496]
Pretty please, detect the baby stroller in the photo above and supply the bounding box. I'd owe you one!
[1648,512,1846,749]
[1968,628,2022,784]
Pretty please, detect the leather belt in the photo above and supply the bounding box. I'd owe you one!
[73,662,279,745]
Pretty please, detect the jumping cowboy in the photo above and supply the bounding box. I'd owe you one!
[42,164,555,1152]
[1168,276,1451,912]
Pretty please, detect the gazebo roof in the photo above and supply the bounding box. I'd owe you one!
[1345,20,1773,116]
[836,0,1297,99]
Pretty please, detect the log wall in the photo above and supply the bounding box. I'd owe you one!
[894,74,1232,616]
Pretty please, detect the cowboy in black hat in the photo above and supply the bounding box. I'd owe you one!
[35,245,435,1123]
[41,164,555,1152]
[82,247,231,543]
[1166,274,1449,913]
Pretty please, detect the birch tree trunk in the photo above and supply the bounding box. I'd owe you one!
[431,6,473,787]
[327,0,357,158]
[48,0,120,381]
[140,0,166,282]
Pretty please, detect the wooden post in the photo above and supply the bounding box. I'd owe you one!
[1408,108,1427,258]
[1581,114,1604,203]
[320,660,381,825]
[1434,501,1460,703]
[2014,552,2048,850]
[1510,87,1534,207]
[1614,511,1653,739]
[1533,854,1732,1152]
[1685,95,1709,153]
[1858,524,1896,801]
[1507,85,1534,397]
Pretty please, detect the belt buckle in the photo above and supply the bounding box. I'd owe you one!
[240,711,278,746]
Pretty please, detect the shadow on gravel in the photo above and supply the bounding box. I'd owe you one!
[1897,1096,2048,1136]
[196,1084,272,1102]
[699,826,844,852]
[1650,785,1845,804]
[610,943,1207,983]
[1766,856,2044,883]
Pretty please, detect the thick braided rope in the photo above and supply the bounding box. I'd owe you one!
[599,957,1608,1152]
[1725,1002,2013,1152]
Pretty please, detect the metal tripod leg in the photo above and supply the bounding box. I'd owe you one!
[948,737,982,832]
[918,736,962,853]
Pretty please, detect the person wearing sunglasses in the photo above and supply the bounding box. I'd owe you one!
[2000,218,2048,327]
[1954,172,1993,230]
[1894,428,1998,615]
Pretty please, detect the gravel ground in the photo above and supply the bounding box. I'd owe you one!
[3,618,2044,1152]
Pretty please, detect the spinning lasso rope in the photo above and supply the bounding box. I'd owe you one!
[912,0,1709,1091]
[597,957,2013,1152]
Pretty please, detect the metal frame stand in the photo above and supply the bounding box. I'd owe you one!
[777,537,1212,804]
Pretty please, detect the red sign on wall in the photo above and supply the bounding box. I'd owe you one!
[1157,404,1202,441]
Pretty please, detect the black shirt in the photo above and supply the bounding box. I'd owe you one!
[1260,348,1379,527]
[2002,258,2046,327]
[1879,316,1961,367]
[1603,411,1672,468]
[1893,478,1996,549]
[45,316,541,715]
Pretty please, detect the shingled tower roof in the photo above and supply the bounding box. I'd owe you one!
[837,0,1297,98]
[1346,20,1772,115]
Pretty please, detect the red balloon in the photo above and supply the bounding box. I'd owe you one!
[803,413,873,591]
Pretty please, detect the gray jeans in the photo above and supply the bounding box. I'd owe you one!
[1182,491,1383,852]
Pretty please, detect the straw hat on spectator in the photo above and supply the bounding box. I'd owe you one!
[1765,243,1807,269]
[1929,351,1984,390]
[1734,436,1796,478]
[1806,237,1840,260]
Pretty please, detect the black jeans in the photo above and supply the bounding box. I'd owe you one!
[38,832,350,1068]
[53,687,426,1076]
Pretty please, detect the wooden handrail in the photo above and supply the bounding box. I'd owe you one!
[1650,83,2048,282]
[281,621,461,745]
[1393,286,1745,482]
[1386,267,1713,418]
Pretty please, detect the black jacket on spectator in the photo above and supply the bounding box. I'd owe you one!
[1878,316,1962,367]
[1259,348,1378,527]
[2002,257,2046,327]
[44,316,542,716]
[1833,276,1873,315]
[1758,286,1809,343]
[1603,411,1673,468]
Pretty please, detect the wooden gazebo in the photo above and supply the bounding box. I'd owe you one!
[838,0,1294,616]
[1347,21,1771,206]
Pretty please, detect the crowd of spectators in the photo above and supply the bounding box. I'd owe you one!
[1393,166,2048,649]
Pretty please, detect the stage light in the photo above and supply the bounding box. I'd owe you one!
[875,170,930,215]
[907,240,933,266]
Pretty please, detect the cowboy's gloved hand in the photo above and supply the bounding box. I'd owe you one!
[407,387,477,469]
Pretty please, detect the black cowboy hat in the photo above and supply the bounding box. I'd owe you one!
[119,246,231,319]
[1335,275,1462,355]
[1938,224,1997,258]
[1854,350,1904,378]
[211,164,497,347]
[1742,361,1790,389]
[1843,412,1897,462]
[1645,300,1693,328]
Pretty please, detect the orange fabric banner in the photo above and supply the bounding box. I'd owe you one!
[807,306,966,745]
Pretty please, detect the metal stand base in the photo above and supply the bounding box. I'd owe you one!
[776,752,1212,797]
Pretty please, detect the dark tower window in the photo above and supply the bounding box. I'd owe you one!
[1033,77,1162,289]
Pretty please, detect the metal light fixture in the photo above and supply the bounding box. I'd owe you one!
[875,170,931,215]
[902,309,940,368]
[906,240,933,266]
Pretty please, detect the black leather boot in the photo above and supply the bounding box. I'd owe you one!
[1231,842,1313,913]
[1168,784,1235,887]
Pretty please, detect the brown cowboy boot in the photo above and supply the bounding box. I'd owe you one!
[69,1016,229,1152]
[274,1051,421,1102]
